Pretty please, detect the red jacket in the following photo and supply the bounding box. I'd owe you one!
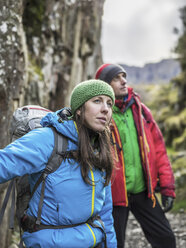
[111,88,175,207]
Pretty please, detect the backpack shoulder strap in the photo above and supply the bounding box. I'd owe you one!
[0,179,15,226]
[30,127,68,199]
[31,127,68,226]
[55,127,68,155]
[45,127,68,173]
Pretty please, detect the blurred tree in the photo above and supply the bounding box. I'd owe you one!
[148,5,186,150]
[175,6,186,72]
[169,5,186,150]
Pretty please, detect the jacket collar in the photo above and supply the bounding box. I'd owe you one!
[114,87,134,111]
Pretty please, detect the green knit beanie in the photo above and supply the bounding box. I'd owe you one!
[70,79,115,114]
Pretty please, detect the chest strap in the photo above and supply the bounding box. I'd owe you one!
[21,214,107,247]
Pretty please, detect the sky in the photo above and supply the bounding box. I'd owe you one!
[101,0,185,67]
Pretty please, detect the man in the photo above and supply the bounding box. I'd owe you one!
[95,63,176,248]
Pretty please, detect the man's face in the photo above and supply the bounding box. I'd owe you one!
[110,72,128,99]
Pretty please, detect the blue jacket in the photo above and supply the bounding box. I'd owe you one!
[0,110,117,248]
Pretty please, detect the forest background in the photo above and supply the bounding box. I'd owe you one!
[0,0,185,248]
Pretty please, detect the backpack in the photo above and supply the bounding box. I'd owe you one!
[0,105,68,234]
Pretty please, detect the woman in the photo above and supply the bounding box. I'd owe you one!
[0,79,117,248]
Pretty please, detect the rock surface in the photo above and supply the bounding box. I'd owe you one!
[125,212,186,248]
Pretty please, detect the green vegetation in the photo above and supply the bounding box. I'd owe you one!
[22,0,46,50]
[173,174,186,213]
[173,129,186,150]
[28,56,44,81]
[174,6,186,71]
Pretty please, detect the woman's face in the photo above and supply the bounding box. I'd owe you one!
[79,95,113,132]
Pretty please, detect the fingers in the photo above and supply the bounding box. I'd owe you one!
[163,197,173,213]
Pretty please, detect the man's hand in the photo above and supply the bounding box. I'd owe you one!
[161,195,174,213]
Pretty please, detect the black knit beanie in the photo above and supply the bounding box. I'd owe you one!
[95,64,126,84]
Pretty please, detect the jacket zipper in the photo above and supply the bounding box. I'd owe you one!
[123,113,136,192]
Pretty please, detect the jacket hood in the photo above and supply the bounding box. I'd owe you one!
[40,109,78,144]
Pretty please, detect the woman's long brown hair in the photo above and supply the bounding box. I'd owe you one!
[73,105,114,187]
